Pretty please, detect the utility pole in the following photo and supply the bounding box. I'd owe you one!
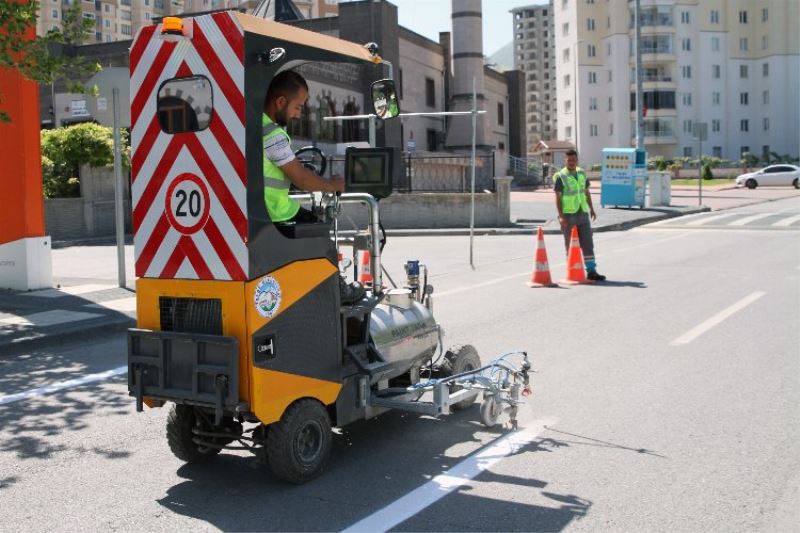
[634,0,644,149]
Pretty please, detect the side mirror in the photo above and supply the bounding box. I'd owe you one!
[370,79,400,120]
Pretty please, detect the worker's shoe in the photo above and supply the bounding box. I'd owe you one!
[340,278,366,304]
[586,270,606,282]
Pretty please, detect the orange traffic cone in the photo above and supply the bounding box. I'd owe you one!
[357,249,373,285]
[561,226,590,284]
[526,226,556,287]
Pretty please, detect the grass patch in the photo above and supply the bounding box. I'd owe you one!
[670,178,736,186]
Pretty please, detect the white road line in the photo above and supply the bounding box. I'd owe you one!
[86,297,137,313]
[685,213,738,226]
[0,310,103,327]
[342,418,554,533]
[670,291,766,346]
[22,284,116,298]
[772,214,800,227]
[0,366,128,406]
[728,213,773,226]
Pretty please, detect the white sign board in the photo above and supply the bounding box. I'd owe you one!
[86,67,131,128]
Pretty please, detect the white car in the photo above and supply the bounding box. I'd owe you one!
[735,164,800,189]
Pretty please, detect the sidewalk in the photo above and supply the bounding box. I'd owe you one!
[2,183,797,353]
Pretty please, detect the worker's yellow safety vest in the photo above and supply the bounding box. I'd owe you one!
[262,114,299,222]
[555,167,589,214]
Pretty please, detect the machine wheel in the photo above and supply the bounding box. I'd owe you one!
[793,178,799,189]
[440,345,482,411]
[166,404,221,463]
[480,395,502,428]
[267,399,332,484]
[746,178,757,189]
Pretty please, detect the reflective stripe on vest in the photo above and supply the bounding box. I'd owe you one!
[555,168,589,214]
[262,115,299,222]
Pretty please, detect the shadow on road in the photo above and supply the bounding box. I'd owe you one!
[593,280,647,288]
[156,409,592,531]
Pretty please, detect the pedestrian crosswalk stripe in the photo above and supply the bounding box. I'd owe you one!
[728,213,773,226]
[86,297,136,313]
[685,213,738,226]
[772,214,800,227]
[0,310,103,327]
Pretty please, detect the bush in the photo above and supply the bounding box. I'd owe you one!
[702,164,713,180]
[40,122,130,198]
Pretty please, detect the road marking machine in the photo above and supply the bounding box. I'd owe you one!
[127,10,533,483]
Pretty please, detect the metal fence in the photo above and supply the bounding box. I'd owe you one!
[327,153,497,193]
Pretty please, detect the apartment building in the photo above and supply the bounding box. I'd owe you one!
[554,0,799,162]
[511,2,557,149]
[36,0,338,43]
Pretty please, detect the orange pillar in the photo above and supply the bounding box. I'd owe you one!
[0,4,51,290]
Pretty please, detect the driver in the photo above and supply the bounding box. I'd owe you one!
[262,70,345,223]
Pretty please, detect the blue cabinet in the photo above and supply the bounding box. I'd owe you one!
[600,148,647,208]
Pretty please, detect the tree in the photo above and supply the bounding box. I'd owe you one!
[0,1,99,122]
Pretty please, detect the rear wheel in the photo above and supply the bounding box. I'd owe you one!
[267,399,332,484]
[166,404,221,463]
[746,178,757,189]
[480,395,502,428]
[793,178,799,189]
[439,345,481,411]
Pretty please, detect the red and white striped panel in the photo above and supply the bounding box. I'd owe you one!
[130,12,248,281]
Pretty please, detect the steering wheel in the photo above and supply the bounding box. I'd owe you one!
[294,146,327,177]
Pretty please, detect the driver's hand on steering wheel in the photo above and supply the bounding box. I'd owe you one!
[328,175,345,193]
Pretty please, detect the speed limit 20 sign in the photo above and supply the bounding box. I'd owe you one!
[165,173,211,234]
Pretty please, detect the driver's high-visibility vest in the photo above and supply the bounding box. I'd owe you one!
[262,114,299,222]
[554,167,589,214]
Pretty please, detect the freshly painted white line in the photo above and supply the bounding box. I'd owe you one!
[0,365,128,406]
[0,310,103,327]
[685,213,738,226]
[728,213,773,226]
[87,297,137,313]
[670,291,766,346]
[22,284,116,298]
[772,214,800,227]
[341,419,553,533]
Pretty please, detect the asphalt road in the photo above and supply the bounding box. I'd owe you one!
[1,197,798,532]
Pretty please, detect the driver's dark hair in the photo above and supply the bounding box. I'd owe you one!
[565,149,578,157]
[266,70,308,104]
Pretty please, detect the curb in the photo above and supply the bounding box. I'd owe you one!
[0,315,134,356]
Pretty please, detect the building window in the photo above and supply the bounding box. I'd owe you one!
[740,92,749,105]
[587,18,595,31]
[740,38,748,51]
[762,35,768,50]
[740,119,749,132]
[562,22,569,35]
[589,124,598,136]
[588,71,596,84]
[608,70,612,82]
[608,97,613,111]
[589,97,597,110]
[762,8,768,22]
[565,126,572,138]
[398,69,403,99]
[565,100,572,113]
[740,65,748,78]
[498,102,504,126]
[682,38,691,51]
[426,129,437,151]
[712,37,720,52]
[564,74,570,87]
[683,147,692,157]
[712,65,721,78]
[587,44,596,57]
[683,93,692,106]
[763,118,769,131]
[713,146,722,157]
[681,65,691,79]
[609,123,613,135]
[425,77,435,107]
[563,48,570,62]
[763,90,769,105]
[121,23,131,35]
[680,11,689,23]
[606,42,611,57]
[739,10,748,23]
[498,142,505,151]
[683,120,692,133]
[712,119,720,132]
[713,92,720,105]
[710,10,719,24]
[762,63,769,77]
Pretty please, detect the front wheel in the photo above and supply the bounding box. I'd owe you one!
[793,178,799,189]
[480,395,502,428]
[439,345,481,411]
[746,178,757,189]
[267,399,332,484]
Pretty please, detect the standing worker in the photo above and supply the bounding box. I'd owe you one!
[262,70,344,224]
[553,149,606,281]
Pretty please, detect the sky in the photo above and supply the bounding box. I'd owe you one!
[343,0,548,57]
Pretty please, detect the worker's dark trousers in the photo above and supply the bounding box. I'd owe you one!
[561,211,597,271]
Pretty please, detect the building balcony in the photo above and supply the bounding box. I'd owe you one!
[630,108,677,118]
[630,79,676,91]
[642,134,677,145]
[634,52,676,63]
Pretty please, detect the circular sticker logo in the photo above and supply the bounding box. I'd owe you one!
[254,276,282,318]
[165,173,211,235]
